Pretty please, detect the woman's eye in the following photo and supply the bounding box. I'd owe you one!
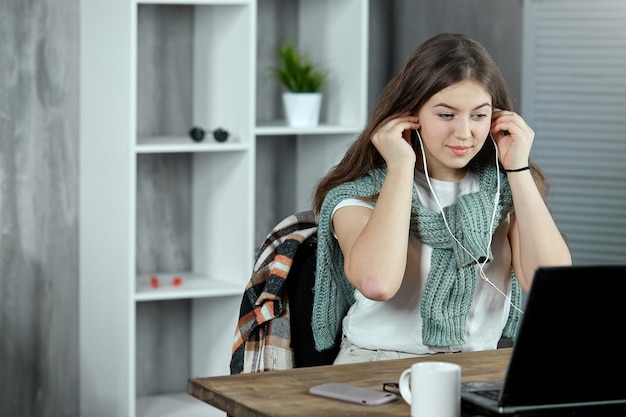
[472,113,488,120]
[438,113,454,119]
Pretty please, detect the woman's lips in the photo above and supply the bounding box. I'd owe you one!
[449,146,470,156]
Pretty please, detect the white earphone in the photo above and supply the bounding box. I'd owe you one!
[414,129,523,314]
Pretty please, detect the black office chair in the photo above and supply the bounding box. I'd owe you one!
[286,232,339,368]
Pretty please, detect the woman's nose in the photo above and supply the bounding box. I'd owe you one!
[454,119,471,140]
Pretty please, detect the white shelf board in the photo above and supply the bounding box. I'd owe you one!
[135,272,244,301]
[255,121,362,136]
[136,136,248,154]
[136,392,224,417]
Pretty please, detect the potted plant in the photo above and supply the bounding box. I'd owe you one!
[271,41,328,127]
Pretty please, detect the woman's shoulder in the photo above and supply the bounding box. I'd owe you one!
[329,168,387,194]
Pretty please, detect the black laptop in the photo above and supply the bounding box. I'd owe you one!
[461,265,626,417]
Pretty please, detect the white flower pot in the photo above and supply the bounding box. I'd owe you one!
[282,92,322,127]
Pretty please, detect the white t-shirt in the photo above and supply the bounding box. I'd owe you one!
[331,169,514,354]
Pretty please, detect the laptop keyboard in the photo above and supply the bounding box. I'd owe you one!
[474,389,501,400]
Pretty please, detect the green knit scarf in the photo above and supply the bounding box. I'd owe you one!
[312,162,522,351]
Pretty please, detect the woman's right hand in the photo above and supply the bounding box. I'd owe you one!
[335,116,420,300]
[371,115,420,169]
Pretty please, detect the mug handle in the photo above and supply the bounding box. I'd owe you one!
[399,368,412,405]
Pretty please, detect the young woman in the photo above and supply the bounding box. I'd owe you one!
[309,33,572,364]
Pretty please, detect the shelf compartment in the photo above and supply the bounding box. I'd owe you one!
[255,0,367,130]
[135,272,245,301]
[136,2,254,147]
[135,296,240,405]
[136,151,254,295]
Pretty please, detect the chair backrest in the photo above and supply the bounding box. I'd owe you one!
[286,233,339,368]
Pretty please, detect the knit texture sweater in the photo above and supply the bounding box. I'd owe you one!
[312,162,522,351]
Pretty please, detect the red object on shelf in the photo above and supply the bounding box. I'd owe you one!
[171,276,183,287]
[150,276,160,289]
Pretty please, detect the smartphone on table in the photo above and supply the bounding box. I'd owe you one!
[309,382,398,406]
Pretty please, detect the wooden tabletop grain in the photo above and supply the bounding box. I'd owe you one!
[188,348,511,417]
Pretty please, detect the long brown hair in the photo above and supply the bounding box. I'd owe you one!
[312,33,546,214]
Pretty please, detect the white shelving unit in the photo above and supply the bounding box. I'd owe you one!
[79,1,368,417]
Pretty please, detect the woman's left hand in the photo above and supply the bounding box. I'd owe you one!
[491,110,534,170]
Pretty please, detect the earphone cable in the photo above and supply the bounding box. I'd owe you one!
[415,130,523,314]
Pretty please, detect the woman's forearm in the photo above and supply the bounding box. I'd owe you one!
[508,170,572,289]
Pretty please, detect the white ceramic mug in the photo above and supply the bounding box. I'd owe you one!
[399,361,461,417]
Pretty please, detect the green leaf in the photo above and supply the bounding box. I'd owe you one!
[270,41,328,93]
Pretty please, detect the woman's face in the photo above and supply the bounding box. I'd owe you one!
[416,80,492,181]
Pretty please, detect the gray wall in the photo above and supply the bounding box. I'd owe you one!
[0,0,521,415]
[391,0,523,108]
[0,0,80,416]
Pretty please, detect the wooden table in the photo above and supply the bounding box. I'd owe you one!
[188,348,511,417]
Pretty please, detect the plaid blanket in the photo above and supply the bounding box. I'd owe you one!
[230,211,318,374]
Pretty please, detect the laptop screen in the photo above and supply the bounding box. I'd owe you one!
[499,265,626,407]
